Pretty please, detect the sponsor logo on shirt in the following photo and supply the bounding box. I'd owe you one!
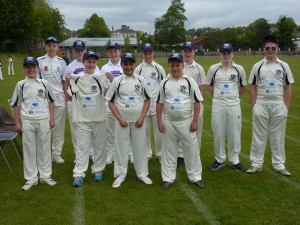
[44,66,48,71]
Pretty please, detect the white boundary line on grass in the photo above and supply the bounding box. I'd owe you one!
[73,187,85,225]
[178,179,220,225]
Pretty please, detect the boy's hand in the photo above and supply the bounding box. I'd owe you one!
[134,117,144,127]
[158,121,165,133]
[49,119,55,129]
[106,72,114,82]
[16,122,22,132]
[189,121,198,132]
[65,73,72,80]
[118,118,129,127]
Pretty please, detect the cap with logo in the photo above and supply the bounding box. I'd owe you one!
[142,43,155,52]
[168,53,183,62]
[83,51,99,60]
[182,41,196,50]
[45,36,58,44]
[73,40,86,50]
[121,53,136,62]
[263,35,279,45]
[219,43,234,52]
[23,57,39,66]
[107,43,120,50]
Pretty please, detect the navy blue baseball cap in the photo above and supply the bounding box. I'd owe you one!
[83,51,99,60]
[121,53,136,62]
[107,43,120,50]
[142,43,155,51]
[72,40,86,50]
[168,53,184,62]
[263,35,279,45]
[45,36,58,44]
[182,41,196,50]
[23,57,39,66]
[219,43,234,52]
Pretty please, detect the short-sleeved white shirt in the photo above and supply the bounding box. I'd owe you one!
[157,74,203,121]
[248,57,294,104]
[69,72,109,123]
[183,60,206,86]
[37,54,67,96]
[105,74,151,122]
[62,59,101,81]
[205,61,247,106]
[100,59,123,79]
[11,77,55,121]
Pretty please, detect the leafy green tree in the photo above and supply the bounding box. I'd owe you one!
[154,0,187,46]
[248,18,271,47]
[78,14,110,38]
[136,31,147,51]
[272,15,297,49]
[124,36,131,52]
[106,39,111,46]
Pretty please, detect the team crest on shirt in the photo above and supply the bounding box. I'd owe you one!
[179,85,187,93]
[37,89,44,96]
[150,72,157,79]
[57,67,61,72]
[91,85,97,92]
[44,66,48,71]
[275,70,283,80]
[134,84,141,92]
[229,74,237,81]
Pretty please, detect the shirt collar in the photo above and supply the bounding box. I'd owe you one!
[167,73,189,79]
[142,60,155,66]
[184,60,196,67]
[25,76,41,83]
[46,54,57,61]
[218,61,237,69]
[108,59,121,67]
[263,57,280,64]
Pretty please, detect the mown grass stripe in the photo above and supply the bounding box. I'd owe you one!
[73,187,85,225]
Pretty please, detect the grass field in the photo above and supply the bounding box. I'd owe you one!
[0,53,299,225]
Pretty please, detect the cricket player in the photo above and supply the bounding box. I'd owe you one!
[11,57,57,191]
[134,43,166,162]
[8,55,14,75]
[38,37,67,164]
[206,43,247,172]
[246,35,294,176]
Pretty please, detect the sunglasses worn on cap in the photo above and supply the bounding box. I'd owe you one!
[46,37,58,42]
[264,46,277,51]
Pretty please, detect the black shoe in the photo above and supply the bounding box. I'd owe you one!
[209,160,225,170]
[231,163,246,172]
[177,157,184,167]
[194,180,206,188]
[161,181,172,189]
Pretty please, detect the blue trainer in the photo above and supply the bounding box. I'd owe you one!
[94,172,103,182]
[73,177,84,187]
[209,160,225,170]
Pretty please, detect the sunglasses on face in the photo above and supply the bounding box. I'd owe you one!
[264,46,277,51]
[46,37,58,42]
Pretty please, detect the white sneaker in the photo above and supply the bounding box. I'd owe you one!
[89,155,95,162]
[21,181,38,191]
[107,155,114,164]
[128,155,134,164]
[112,176,125,188]
[52,154,64,164]
[139,176,153,184]
[40,178,57,186]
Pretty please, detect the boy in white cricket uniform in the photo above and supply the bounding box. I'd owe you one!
[134,43,166,162]
[157,53,205,189]
[38,37,67,164]
[63,40,102,162]
[105,53,152,188]
[11,57,57,191]
[66,51,111,187]
[177,41,206,167]
[206,43,247,172]
[100,43,133,164]
[246,35,294,176]
[8,55,14,75]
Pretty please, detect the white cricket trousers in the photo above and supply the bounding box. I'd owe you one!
[73,121,107,177]
[22,120,52,182]
[211,104,242,165]
[178,102,204,157]
[67,101,93,156]
[145,113,163,158]
[106,105,132,157]
[52,97,66,156]
[0,69,3,79]
[8,66,14,75]
[162,119,203,183]
[114,121,148,178]
[250,103,288,170]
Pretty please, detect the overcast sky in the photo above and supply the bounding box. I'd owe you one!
[51,0,299,34]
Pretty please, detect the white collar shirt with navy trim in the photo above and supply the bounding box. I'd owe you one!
[105,74,152,122]
[248,57,294,104]
[37,54,67,95]
[205,61,247,106]
[68,72,109,123]
[11,77,55,121]
[183,60,206,86]
[157,73,202,121]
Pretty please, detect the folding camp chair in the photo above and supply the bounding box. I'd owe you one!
[0,132,20,172]
[0,105,15,126]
